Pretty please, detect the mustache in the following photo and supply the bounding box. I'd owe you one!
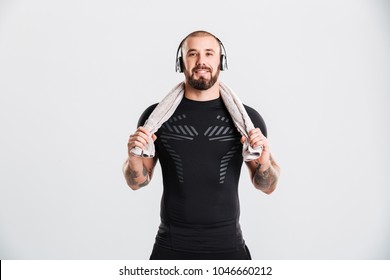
[192,66,212,72]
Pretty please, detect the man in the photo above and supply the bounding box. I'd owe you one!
[123,31,280,260]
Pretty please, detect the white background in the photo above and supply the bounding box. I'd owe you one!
[0,0,389,259]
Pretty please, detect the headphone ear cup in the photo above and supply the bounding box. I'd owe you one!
[220,54,227,71]
[176,57,184,73]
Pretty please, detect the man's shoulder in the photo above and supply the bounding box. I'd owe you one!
[243,104,259,116]
[243,104,263,121]
[137,103,158,127]
[243,104,268,137]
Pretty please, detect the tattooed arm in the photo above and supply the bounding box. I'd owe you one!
[123,156,157,190]
[123,127,158,190]
[243,128,280,194]
[246,154,280,194]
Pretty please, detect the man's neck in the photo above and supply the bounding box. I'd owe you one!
[184,80,220,101]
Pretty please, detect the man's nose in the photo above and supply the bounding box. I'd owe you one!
[196,54,206,65]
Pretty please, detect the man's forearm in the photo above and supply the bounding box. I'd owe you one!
[123,157,150,190]
[253,162,278,194]
[251,152,280,194]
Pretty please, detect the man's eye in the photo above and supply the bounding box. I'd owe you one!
[188,53,197,57]
[206,52,213,56]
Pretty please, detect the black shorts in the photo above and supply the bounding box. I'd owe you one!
[149,244,252,260]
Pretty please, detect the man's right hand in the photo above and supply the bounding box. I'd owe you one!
[127,127,157,158]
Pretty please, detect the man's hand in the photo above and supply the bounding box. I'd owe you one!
[128,127,157,157]
[241,128,271,172]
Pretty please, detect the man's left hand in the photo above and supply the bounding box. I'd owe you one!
[241,128,271,170]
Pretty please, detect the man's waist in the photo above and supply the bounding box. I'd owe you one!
[155,219,244,253]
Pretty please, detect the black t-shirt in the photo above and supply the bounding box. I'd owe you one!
[138,96,267,253]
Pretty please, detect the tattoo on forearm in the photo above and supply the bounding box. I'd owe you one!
[254,163,275,189]
[126,165,151,188]
[142,166,148,177]
[138,176,150,188]
[127,169,140,186]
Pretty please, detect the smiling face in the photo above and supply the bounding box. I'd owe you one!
[181,35,221,91]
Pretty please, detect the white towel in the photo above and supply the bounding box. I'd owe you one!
[131,81,262,161]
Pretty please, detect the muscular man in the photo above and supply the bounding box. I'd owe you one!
[123,31,280,260]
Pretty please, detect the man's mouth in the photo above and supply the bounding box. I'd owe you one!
[193,67,211,74]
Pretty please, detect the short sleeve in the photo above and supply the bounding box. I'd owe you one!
[136,103,158,128]
[244,105,267,138]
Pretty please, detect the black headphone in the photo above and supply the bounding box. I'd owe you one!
[175,33,228,73]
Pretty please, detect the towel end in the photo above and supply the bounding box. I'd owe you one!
[130,146,155,158]
[242,144,263,162]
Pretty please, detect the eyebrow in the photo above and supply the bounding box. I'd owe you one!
[186,48,216,53]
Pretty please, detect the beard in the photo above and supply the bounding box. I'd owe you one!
[184,65,220,90]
